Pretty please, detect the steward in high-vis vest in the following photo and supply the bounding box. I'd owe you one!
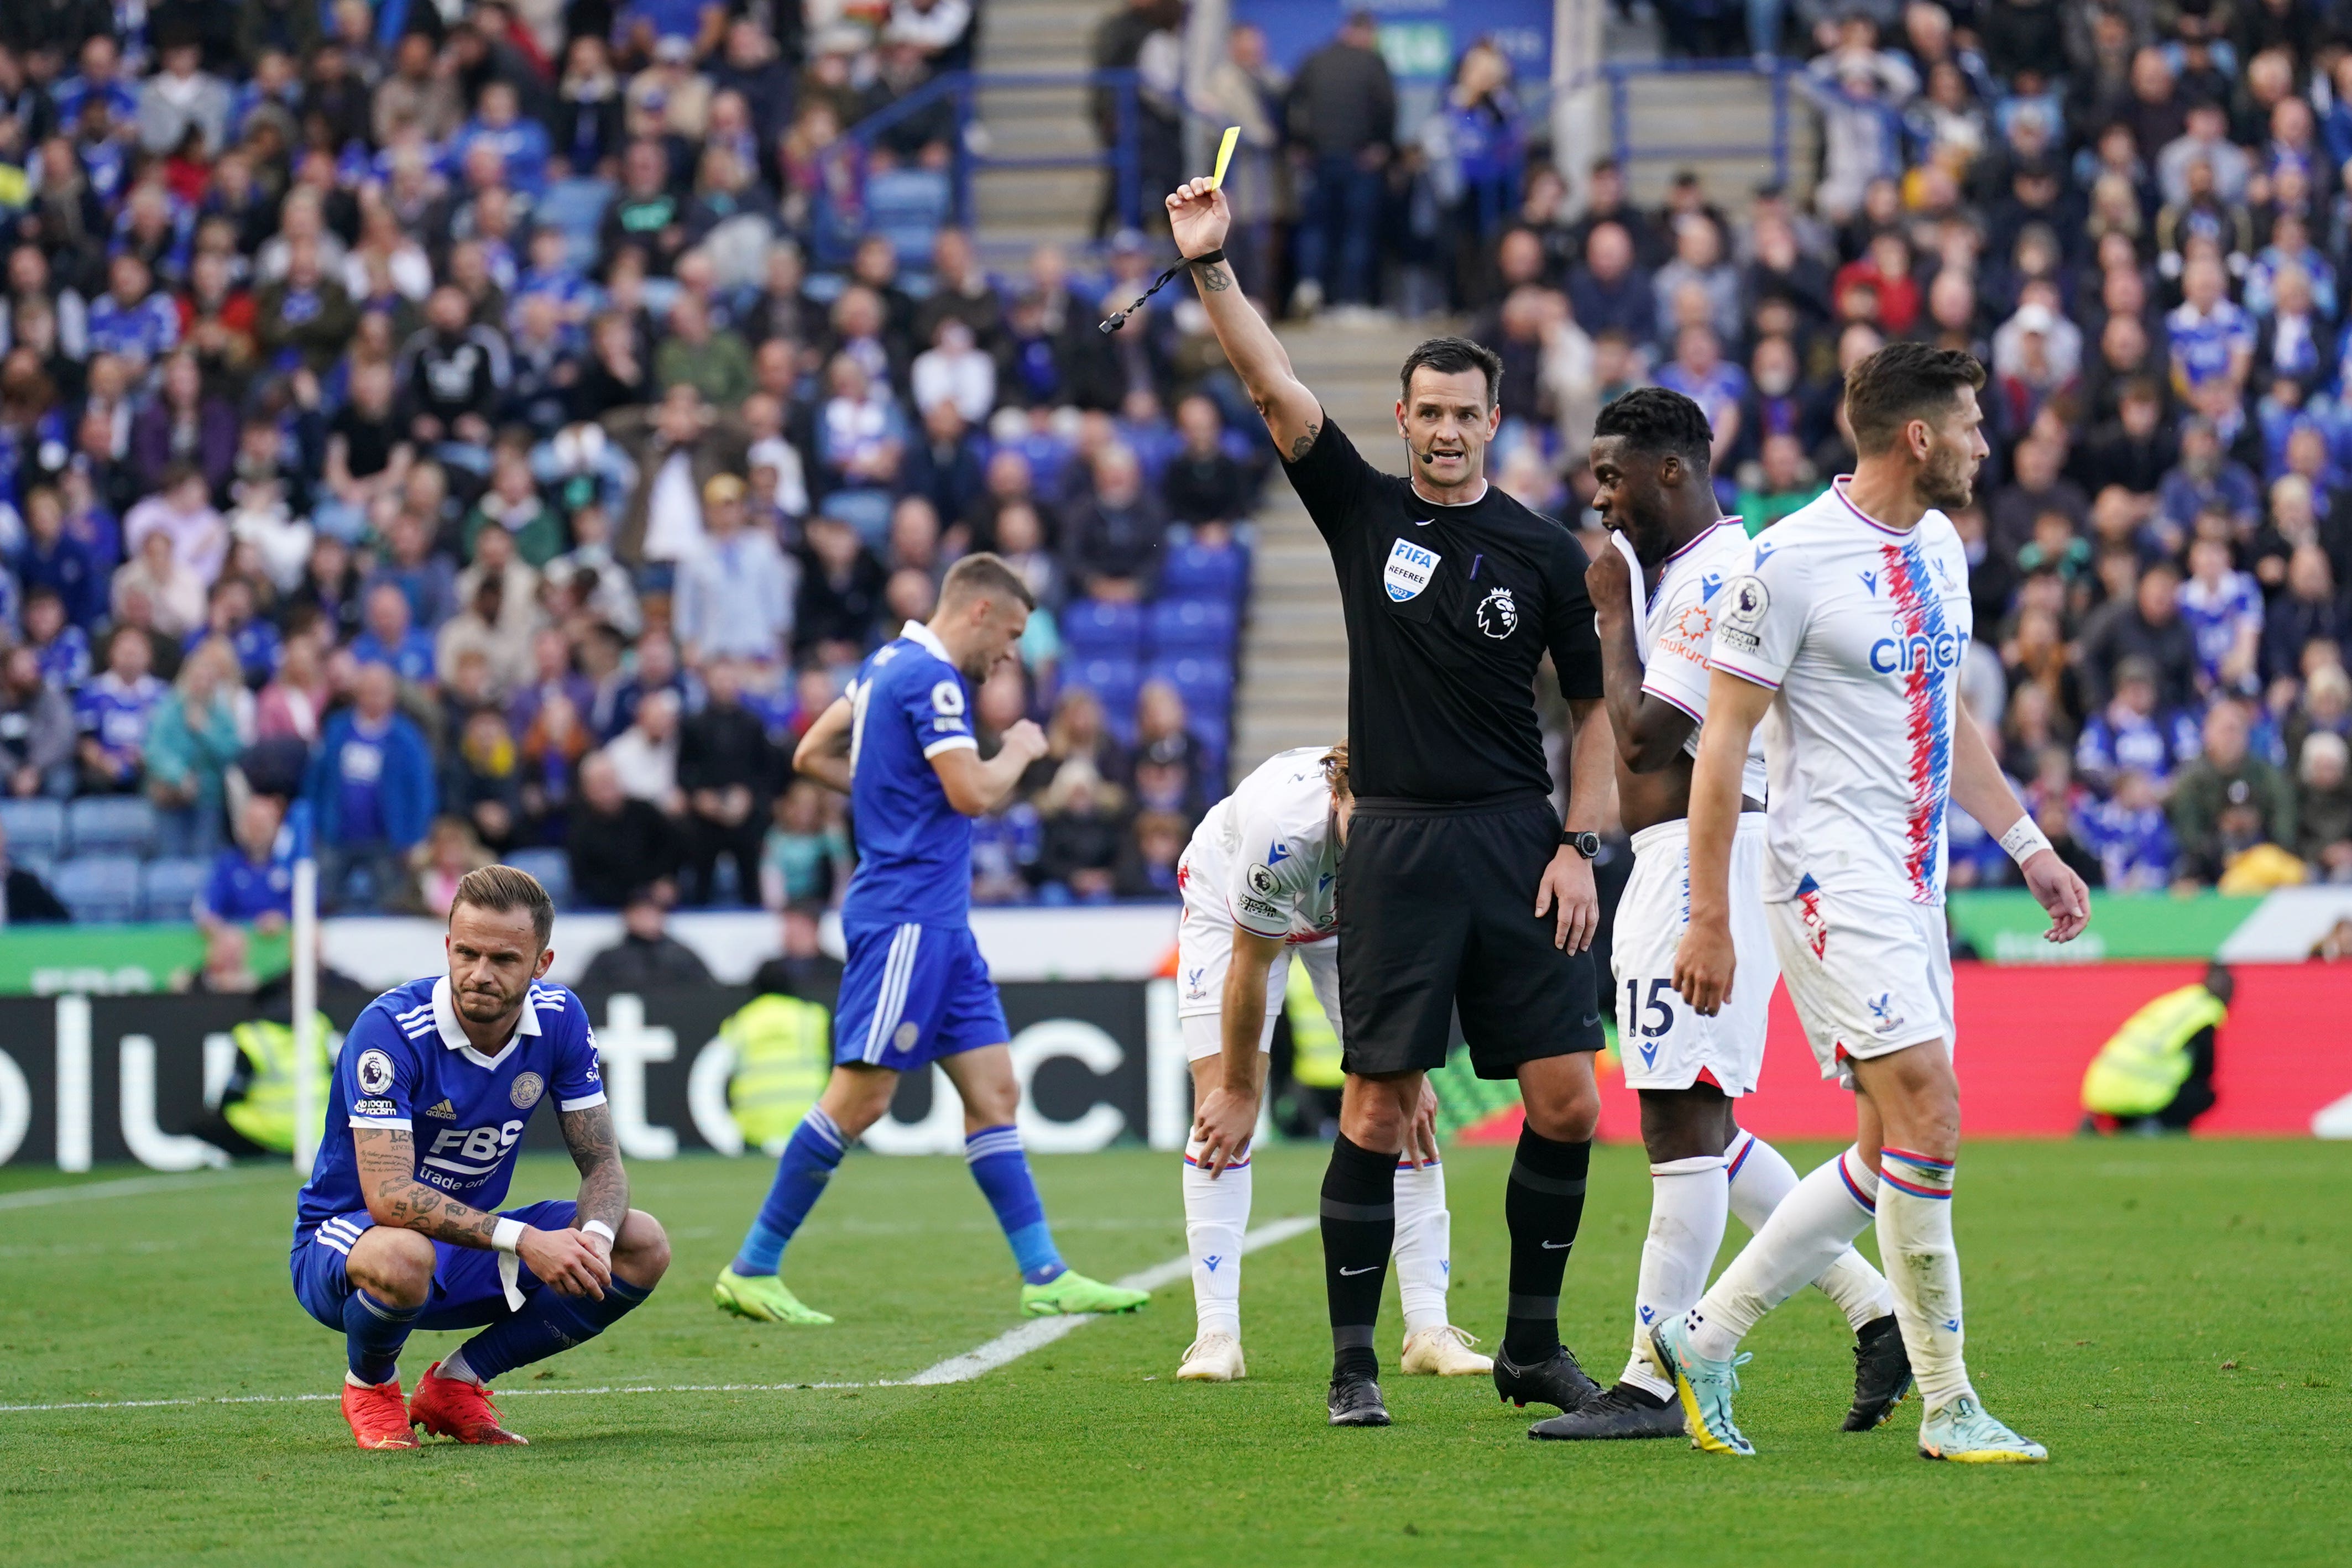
[193,1012,334,1158]
[2080,965,2231,1133]
[1287,959,1344,1091]
[723,992,834,1153]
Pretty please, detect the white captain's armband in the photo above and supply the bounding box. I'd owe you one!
[492,1217,527,1254]
[582,1219,617,1245]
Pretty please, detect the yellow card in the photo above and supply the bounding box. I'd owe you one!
[1210,126,1240,189]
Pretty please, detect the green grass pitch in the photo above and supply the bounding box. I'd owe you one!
[3,1139,2347,1566]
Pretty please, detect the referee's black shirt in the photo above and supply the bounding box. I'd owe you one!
[1282,417,1604,804]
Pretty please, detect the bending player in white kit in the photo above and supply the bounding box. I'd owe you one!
[1532,389,1909,1441]
[1178,743,1488,1383]
[1653,344,2090,1462]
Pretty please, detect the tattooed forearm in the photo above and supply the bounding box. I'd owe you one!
[560,1102,630,1234]
[1198,263,1232,293]
[1289,421,1320,461]
[352,1126,501,1245]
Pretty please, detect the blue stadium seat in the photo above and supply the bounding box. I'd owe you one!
[1147,656,1234,721]
[0,798,65,860]
[1147,597,1236,656]
[67,796,157,858]
[54,855,142,923]
[1067,657,1142,728]
[864,168,953,265]
[505,848,574,910]
[1161,541,1248,601]
[1061,599,1145,659]
[139,856,213,922]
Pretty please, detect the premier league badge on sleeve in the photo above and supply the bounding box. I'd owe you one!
[1715,573,1769,654]
[1384,538,1440,602]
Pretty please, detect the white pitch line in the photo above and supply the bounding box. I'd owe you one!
[0,1216,1319,1417]
[0,1169,285,1212]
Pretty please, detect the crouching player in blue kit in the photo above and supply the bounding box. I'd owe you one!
[291,866,671,1449]
[714,555,1149,1324]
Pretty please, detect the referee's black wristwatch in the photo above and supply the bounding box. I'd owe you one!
[1560,829,1601,859]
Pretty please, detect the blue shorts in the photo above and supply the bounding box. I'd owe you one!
[834,920,1009,1071]
[289,1199,577,1334]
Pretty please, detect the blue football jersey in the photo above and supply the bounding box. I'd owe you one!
[294,976,604,1238]
[842,621,978,928]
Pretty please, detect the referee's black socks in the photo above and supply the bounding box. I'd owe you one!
[1320,1133,1397,1382]
[1502,1126,1591,1363]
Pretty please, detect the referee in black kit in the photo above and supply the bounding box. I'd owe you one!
[1166,176,1616,1428]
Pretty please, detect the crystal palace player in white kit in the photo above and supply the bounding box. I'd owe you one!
[1529,389,1907,1442]
[1177,743,1488,1383]
[1650,344,2091,1462]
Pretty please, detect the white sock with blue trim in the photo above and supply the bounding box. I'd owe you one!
[1621,1153,1728,1397]
[1685,1146,1879,1363]
[1182,1134,1251,1339]
[1876,1147,1972,1409]
[1391,1157,1452,1340]
[1725,1129,1895,1332]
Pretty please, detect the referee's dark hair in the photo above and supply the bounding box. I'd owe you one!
[1843,341,1985,454]
[1592,386,1714,475]
[1399,335,1506,410]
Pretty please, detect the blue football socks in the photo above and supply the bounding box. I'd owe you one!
[733,1107,848,1276]
[344,1288,424,1384]
[964,1125,1066,1285]
[457,1275,653,1385]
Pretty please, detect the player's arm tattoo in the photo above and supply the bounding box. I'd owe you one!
[1198,262,1232,293]
[1287,419,1320,462]
[559,1102,630,1236]
[352,1125,501,1248]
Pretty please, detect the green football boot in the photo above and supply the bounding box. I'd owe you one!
[713,1265,835,1325]
[1018,1270,1149,1316]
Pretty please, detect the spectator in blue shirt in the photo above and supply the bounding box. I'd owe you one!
[21,590,92,691]
[448,82,552,196]
[2177,535,2265,697]
[51,35,141,131]
[2078,769,2180,891]
[305,662,436,912]
[2076,657,2204,796]
[14,485,104,629]
[349,581,438,690]
[74,629,167,793]
[196,792,295,934]
[85,253,179,381]
[184,576,281,688]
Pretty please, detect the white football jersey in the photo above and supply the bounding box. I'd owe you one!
[1611,520,1770,802]
[1706,479,1975,907]
[1179,746,1341,942]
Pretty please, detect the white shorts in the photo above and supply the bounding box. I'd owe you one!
[1612,814,1774,1096]
[1765,881,1955,1091]
[1175,879,1340,1060]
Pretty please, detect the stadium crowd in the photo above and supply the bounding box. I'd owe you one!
[1215,0,2352,895]
[0,0,1268,930]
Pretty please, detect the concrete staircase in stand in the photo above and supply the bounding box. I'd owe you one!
[969,0,1110,256]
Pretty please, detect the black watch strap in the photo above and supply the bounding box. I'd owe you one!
[1560,829,1601,858]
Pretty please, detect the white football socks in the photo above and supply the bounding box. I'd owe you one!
[1392,1158,1452,1339]
[1620,1154,1728,1398]
[1876,1148,1973,1409]
[1726,1130,1895,1332]
[1185,1143,1457,1341]
[1182,1135,1251,1339]
[1685,1146,1879,1363]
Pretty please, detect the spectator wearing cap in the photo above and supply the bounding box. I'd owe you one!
[675,473,797,668]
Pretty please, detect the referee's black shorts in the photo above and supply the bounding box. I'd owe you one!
[1336,792,1603,1080]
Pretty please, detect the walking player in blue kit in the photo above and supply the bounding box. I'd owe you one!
[290,864,671,1449]
[713,554,1151,1326]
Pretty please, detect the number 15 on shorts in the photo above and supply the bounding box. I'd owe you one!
[1623,978,1676,1039]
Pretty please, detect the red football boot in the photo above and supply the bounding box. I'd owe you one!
[408,1362,530,1445]
[341,1377,420,1449]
